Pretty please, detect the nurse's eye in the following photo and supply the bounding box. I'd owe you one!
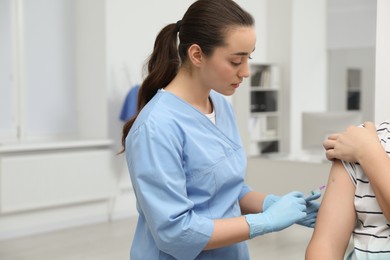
[231,56,252,66]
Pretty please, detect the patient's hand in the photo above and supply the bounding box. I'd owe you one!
[323,121,380,163]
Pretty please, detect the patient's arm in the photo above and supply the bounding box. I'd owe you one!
[305,160,356,260]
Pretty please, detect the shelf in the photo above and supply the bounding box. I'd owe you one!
[233,62,283,157]
[249,140,279,156]
[250,91,278,113]
[247,63,282,156]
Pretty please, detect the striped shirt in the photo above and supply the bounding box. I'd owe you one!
[343,120,390,260]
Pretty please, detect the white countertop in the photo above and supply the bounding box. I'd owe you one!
[0,139,113,153]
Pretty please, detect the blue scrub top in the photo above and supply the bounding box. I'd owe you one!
[126,90,251,259]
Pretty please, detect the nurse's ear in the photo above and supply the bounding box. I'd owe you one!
[187,44,204,68]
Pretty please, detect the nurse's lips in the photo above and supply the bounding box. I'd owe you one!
[232,82,241,88]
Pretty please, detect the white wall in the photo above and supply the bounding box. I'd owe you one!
[327,0,376,122]
[328,48,375,121]
[327,0,377,49]
[266,0,293,153]
[288,0,376,155]
[23,0,77,138]
[375,0,390,123]
[290,0,327,155]
[0,0,16,140]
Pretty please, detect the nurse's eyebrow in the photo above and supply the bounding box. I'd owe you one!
[231,48,256,56]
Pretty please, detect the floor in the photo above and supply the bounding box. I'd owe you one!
[0,216,321,260]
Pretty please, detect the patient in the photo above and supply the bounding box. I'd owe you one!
[306,120,390,259]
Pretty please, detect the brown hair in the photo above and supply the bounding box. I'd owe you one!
[120,0,254,152]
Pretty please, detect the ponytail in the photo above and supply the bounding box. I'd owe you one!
[120,23,179,153]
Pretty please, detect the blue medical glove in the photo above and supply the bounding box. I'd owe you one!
[262,194,280,212]
[263,190,321,211]
[297,192,321,228]
[305,192,321,202]
[245,191,307,239]
[296,201,320,228]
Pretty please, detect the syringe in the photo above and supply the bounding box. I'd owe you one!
[306,185,326,200]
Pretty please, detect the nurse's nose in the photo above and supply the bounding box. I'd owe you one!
[238,62,250,78]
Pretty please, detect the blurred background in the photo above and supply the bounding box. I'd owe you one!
[0,0,388,259]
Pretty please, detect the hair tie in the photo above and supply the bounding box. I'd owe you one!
[176,20,182,33]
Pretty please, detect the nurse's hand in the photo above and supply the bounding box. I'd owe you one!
[263,191,320,212]
[296,201,320,228]
[296,191,321,228]
[265,191,307,232]
[246,191,307,238]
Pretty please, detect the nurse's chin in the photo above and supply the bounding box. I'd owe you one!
[219,89,236,96]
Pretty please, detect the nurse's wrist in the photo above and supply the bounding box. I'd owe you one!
[245,213,273,239]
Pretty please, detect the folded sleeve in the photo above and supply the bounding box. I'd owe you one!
[238,183,252,201]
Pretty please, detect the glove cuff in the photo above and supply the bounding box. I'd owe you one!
[245,213,274,239]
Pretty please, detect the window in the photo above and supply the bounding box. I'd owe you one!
[0,0,78,143]
[0,0,18,142]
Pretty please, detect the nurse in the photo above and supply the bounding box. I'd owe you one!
[121,0,320,259]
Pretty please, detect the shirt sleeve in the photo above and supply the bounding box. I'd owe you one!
[238,183,252,200]
[342,160,358,186]
[126,120,214,259]
[342,120,390,187]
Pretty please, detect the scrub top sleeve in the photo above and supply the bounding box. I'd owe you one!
[238,183,252,201]
[127,121,214,259]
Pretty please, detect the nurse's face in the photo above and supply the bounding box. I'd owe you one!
[200,26,256,96]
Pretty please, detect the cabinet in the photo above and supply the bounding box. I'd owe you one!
[234,63,282,157]
[0,143,116,214]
